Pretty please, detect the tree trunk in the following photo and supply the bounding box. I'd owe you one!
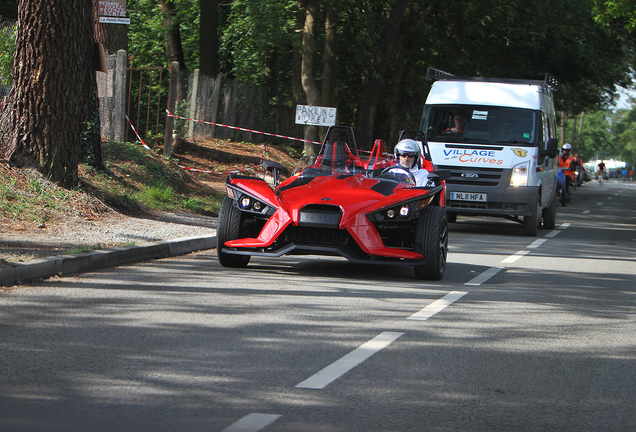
[0,0,98,188]
[577,112,586,144]
[355,0,409,148]
[160,0,187,71]
[161,0,188,136]
[300,0,321,156]
[559,111,567,146]
[322,5,337,109]
[199,0,219,76]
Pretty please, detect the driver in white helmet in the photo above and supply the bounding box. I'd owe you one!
[394,139,431,187]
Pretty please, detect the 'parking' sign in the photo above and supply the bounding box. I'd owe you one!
[295,105,336,126]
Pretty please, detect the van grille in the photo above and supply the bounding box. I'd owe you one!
[437,165,504,187]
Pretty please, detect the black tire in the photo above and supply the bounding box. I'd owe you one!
[542,191,557,230]
[523,195,539,236]
[217,196,250,268]
[414,206,448,280]
[558,183,566,207]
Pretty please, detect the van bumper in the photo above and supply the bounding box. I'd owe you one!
[445,185,540,217]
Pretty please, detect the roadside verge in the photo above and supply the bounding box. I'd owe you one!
[1,234,217,287]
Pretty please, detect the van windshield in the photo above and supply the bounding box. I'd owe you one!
[422,105,539,146]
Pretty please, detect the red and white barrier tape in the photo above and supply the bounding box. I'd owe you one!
[125,115,151,150]
[125,115,272,176]
[178,144,269,175]
[166,110,322,146]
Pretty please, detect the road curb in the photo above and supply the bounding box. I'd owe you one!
[0,234,217,287]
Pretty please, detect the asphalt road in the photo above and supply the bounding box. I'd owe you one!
[1,179,635,432]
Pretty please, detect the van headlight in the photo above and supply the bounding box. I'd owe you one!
[510,161,530,187]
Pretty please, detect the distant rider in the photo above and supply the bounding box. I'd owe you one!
[558,143,575,202]
[394,139,431,187]
[597,159,606,185]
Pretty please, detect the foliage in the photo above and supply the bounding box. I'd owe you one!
[0,20,15,86]
[578,110,617,161]
[220,0,298,85]
[128,0,200,69]
[609,106,636,164]
[594,0,636,31]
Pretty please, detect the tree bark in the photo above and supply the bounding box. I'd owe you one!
[160,0,187,71]
[300,0,321,156]
[0,0,98,188]
[355,0,409,148]
[199,0,219,76]
[322,5,337,109]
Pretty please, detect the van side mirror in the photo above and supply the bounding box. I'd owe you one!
[540,138,558,159]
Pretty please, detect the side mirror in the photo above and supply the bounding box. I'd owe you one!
[540,138,558,159]
[261,159,284,187]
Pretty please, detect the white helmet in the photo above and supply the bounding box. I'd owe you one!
[394,139,421,169]
[562,143,572,150]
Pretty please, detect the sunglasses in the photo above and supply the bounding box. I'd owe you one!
[397,152,417,158]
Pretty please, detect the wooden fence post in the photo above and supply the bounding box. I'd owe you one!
[164,61,179,157]
[210,75,222,138]
[187,68,200,140]
[113,49,127,142]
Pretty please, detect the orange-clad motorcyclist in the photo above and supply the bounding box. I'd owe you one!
[558,143,575,202]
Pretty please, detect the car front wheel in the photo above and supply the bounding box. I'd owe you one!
[414,206,448,280]
[217,196,250,268]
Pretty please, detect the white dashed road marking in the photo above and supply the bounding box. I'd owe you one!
[465,266,504,286]
[528,239,547,248]
[501,250,530,263]
[408,291,468,321]
[296,332,404,389]
[221,414,281,432]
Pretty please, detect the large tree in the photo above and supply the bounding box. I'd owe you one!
[199,0,219,76]
[0,0,100,188]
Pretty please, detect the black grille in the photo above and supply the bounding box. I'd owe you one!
[449,200,488,209]
[292,227,349,245]
[446,180,498,187]
[437,165,504,187]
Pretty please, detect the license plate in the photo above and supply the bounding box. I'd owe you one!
[450,191,487,202]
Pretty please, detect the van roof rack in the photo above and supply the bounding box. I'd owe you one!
[426,67,560,91]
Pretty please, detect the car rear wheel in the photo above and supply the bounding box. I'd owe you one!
[217,196,250,268]
[414,206,448,280]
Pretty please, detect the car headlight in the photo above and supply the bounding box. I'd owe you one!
[227,187,273,215]
[368,198,432,222]
[237,195,271,214]
[510,161,530,187]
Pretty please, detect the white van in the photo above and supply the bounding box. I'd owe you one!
[420,68,560,236]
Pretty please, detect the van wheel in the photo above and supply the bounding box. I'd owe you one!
[523,196,539,236]
[542,192,557,229]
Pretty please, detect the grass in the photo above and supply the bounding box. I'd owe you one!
[0,139,227,226]
[1,136,302,230]
[0,167,73,223]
